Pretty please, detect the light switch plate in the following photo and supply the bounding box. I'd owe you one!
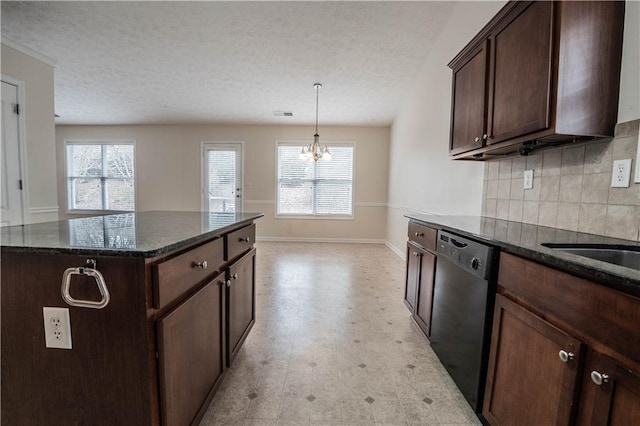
[635,133,640,183]
[611,159,632,188]
[523,170,533,189]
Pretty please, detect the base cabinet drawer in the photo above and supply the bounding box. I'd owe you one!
[226,248,256,366]
[157,274,226,426]
[225,224,256,261]
[407,221,437,251]
[153,237,224,309]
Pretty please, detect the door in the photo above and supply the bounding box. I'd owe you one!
[404,242,421,313]
[414,249,435,338]
[577,350,640,425]
[203,143,242,213]
[157,275,226,426]
[226,248,255,366]
[1,80,24,226]
[449,40,489,155]
[487,1,553,144]
[483,294,582,425]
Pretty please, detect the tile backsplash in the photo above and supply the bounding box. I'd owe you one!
[482,119,640,242]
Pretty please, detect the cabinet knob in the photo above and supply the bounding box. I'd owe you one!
[475,136,481,143]
[226,279,231,288]
[590,371,610,386]
[193,260,208,270]
[482,134,488,141]
[414,232,424,237]
[412,252,421,257]
[232,273,239,280]
[558,350,574,363]
[239,236,250,243]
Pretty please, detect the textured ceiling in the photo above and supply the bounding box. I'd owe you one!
[1,1,456,126]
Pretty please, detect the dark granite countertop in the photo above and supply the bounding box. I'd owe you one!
[406,214,640,297]
[1,210,264,258]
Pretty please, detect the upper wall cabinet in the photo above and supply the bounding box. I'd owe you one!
[448,1,625,160]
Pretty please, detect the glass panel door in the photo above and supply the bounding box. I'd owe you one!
[203,143,242,213]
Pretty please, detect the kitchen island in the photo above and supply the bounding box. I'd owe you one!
[1,210,263,426]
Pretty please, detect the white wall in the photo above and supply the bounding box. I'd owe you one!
[385,1,506,256]
[1,44,59,223]
[56,124,389,241]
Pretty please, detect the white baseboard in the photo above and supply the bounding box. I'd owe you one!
[256,236,386,244]
[385,241,405,260]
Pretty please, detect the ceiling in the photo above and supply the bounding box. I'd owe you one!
[1,1,456,126]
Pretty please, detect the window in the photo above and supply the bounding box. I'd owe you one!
[66,141,135,212]
[277,142,354,217]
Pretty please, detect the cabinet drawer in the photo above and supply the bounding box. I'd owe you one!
[408,221,437,252]
[153,237,224,309]
[225,224,255,261]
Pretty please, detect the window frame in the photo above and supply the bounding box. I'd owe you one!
[64,140,136,215]
[275,140,356,220]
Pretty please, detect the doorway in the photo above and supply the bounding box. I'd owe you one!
[1,80,25,226]
[202,142,243,213]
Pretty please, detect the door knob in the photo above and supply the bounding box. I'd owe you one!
[193,260,208,270]
[590,371,609,386]
[558,350,574,363]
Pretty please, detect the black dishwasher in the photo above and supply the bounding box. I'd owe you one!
[430,230,498,413]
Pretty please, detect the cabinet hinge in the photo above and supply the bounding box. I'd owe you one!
[14,104,20,115]
[18,180,23,190]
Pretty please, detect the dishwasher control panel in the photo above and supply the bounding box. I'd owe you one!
[436,230,495,280]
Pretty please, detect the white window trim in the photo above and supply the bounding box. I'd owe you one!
[275,140,356,220]
[64,139,136,215]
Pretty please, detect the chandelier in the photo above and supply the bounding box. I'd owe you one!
[300,83,331,161]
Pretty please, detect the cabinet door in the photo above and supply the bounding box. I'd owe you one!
[157,275,226,426]
[404,242,420,313]
[577,350,640,425]
[414,249,436,338]
[449,40,489,155]
[227,248,256,366]
[487,1,553,144]
[483,295,582,425]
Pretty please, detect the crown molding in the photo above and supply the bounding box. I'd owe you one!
[2,37,57,67]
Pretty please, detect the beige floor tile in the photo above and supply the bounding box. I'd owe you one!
[201,242,479,426]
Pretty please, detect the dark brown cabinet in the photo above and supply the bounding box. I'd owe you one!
[0,216,261,426]
[484,252,640,426]
[577,350,640,425]
[449,41,489,155]
[448,1,625,159]
[157,274,226,426]
[483,294,582,425]
[226,248,256,366]
[404,220,437,338]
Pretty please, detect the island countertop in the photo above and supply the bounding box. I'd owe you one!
[0,210,264,258]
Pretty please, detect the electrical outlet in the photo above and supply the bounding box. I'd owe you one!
[611,159,632,188]
[635,132,640,183]
[43,307,72,349]
[523,170,534,189]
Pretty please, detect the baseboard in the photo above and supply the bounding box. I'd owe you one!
[385,241,405,260]
[256,236,386,244]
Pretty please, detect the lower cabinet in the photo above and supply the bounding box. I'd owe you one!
[483,294,582,425]
[404,241,436,338]
[157,274,226,426]
[226,248,256,366]
[577,350,640,425]
[484,253,640,426]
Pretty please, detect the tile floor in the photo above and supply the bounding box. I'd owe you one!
[200,242,481,426]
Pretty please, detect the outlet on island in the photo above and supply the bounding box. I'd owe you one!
[43,307,72,349]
